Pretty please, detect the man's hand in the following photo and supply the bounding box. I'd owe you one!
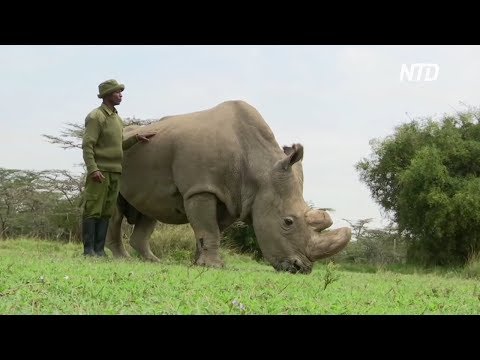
[90,170,105,183]
[136,133,156,143]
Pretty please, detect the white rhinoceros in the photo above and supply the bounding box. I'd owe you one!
[106,100,351,274]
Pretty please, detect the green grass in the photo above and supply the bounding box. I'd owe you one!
[1,238,480,314]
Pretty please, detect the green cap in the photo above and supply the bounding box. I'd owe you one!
[97,79,125,98]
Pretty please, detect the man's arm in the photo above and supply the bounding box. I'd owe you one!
[122,134,138,150]
[122,132,156,150]
[82,116,102,175]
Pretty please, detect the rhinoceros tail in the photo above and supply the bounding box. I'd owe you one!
[117,192,141,225]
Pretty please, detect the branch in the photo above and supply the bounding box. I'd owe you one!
[42,122,84,150]
[42,134,82,150]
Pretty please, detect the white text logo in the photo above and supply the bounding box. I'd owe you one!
[400,63,439,82]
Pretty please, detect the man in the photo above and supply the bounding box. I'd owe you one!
[81,79,155,257]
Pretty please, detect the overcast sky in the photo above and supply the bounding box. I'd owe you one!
[1,45,479,230]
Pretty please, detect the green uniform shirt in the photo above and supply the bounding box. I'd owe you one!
[82,103,138,175]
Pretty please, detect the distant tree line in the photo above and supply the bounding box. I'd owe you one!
[0,168,84,240]
[330,218,408,265]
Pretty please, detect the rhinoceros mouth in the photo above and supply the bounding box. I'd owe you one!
[274,259,312,274]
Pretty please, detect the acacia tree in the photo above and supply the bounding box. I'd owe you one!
[342,218,373,239]
[42,117,155,151]
[0,168,84,240]
[356,106,480,265]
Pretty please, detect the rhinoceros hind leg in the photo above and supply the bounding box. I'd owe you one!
[185,192,224,268]
[106,204,131,258]
[129,214,160,262]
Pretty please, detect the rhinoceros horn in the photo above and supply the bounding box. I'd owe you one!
[305,208,333,232]
[305,209,351,261]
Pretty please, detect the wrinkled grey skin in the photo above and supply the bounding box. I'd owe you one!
[106,100,351,274]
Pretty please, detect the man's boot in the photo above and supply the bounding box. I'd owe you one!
[94,218,109,257]
[82,218,96,256]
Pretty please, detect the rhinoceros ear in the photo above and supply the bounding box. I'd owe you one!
[282,145,295,156]
[279,143,304,170]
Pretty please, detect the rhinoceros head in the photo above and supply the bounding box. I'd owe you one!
[251,143,351,274]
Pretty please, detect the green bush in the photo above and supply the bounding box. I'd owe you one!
[356,107,480,265]
[221,221,262,261]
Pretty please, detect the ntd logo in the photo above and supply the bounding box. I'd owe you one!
[400,63,439,82]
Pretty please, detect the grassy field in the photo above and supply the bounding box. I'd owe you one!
[1,237,480,315]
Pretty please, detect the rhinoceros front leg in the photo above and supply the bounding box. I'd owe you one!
[129,214,160,262]
[184,192,224,268]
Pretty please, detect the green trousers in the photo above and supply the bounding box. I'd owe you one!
[82,171,121,219]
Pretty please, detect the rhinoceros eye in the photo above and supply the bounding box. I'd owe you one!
[284,217,294,226]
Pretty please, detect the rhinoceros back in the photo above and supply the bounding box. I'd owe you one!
[118,100,284,223]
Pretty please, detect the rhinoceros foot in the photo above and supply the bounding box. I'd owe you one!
[195,253,225,268]
[143,252,161,262]
[108,246,131,259]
